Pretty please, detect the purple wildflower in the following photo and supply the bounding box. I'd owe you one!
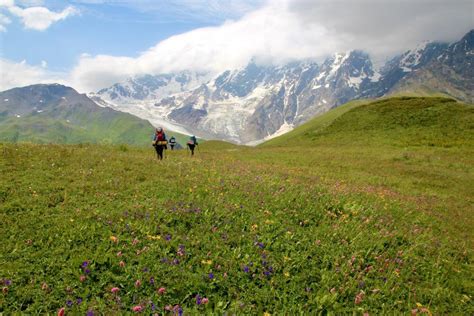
[196,295,202,305]
[86,310,94,316]
[209,273,214,279]
[81,261,89,268]
[257,242,265,249]
[262,260,267,266]
[151,302,155,311]
[142,267,149,273]
[66,300,73,307]
[243,266,249,273]
[172,259,180,265]
[4,279,11,286]
[76,298,82,305]
[165,234,172,241]
[150,277,155,285]
[85,269,91,275]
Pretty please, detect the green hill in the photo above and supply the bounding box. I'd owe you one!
[262,97,474,148]
[0,84,191,146]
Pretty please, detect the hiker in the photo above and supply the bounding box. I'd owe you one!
[187,135,198,156]
[152,127,167,160]
[169,136,177,150]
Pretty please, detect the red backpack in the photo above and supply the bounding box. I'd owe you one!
[156,131,165,141]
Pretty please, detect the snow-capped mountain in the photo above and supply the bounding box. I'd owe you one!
[93,30,473,144]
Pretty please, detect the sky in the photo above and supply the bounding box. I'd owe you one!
[0,0,472,92]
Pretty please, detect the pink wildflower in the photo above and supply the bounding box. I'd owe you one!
[132,305,142,312]
[79,275,86,282]
[202,297,209,304]
[119,261,125,267]
[135,280,141,288]
[158,287,166,294]
[111,287,120,294]
[132,238,139,245]
[117,251,122,257]
[355,292,364,305]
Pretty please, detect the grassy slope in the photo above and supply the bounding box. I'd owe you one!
[260,99,369,147]
[0,97,473,314]
[0,113,195,147]
[258,97,474,236]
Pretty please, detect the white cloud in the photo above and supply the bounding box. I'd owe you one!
[70,0,473,92]
[0,58,67,91]
[8,5,79,30]
[0,12,11,31]
[0,0,79,31]
[3,0,472,92]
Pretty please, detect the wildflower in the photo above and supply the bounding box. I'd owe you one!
[201,259,212,265]
[2,287,8,294]
[355,291,364,305]
[196,294,202,305]
[158,287,166,294]
[82,261,89,268]
[202,297,209,304]
[85,269,91,275]
[76,298,83,305]
[165,305,173,311]
[243,266,249,273]
[132,305,142,312]
[111,287,120,294]
[119,261,125,267]
[4,279,11,286]
[165,234,171,241]
[149,277,155,285]
[224,272,228,278]
[110,236,118,243]
[256,242,265,249]
[151,302,156,311]
[208,273,214,280]
[135,280,141,288]
[117,251,122,257]
[132,238,139,245]
[66,300,73,307]
[86,310,94,316]
[41,282,49,291]
[263,312,271,316]
[57,307,65,316]
[79,275,86,282]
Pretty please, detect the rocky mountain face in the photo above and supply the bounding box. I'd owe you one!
[94,30,473,144]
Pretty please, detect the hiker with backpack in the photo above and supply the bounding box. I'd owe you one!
[152,127,167,160]
[169,136,177,150]
[187,135,198,156]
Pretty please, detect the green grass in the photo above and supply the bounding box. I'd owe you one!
[0,97,473,314]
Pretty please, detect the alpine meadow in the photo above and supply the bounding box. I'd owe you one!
[1,96,473,314]
[1,0,474,315]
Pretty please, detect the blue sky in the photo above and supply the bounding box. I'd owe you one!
[0,0,261,71]
[0,0,472,92]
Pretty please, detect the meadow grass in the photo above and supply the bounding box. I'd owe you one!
[0,97,473,314]
[0,142,472,314]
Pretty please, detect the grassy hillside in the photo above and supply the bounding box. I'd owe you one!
[262,97,473,147]
[1,96,472,314]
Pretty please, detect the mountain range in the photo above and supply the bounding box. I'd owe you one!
[0,84,156,145]
[93,29,473,144]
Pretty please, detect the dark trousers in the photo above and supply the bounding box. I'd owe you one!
[154,145,165,160]
[187,144,195,155]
